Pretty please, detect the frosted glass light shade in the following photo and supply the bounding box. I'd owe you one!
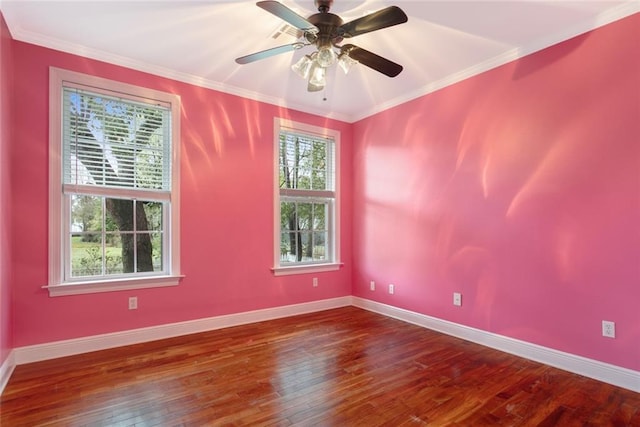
[309,65,326,87]
[316,46,336,68]
[338,54,358,74]
[291,55,313,79]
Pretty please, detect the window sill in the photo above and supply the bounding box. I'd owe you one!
[272,263,343,276]
[44,275,184,297]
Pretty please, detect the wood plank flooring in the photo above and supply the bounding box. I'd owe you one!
[1,307,638,426]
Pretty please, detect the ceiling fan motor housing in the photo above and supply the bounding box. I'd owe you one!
[306,12,344,47]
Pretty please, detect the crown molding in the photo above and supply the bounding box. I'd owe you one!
[6,23,353,123]
[7,2,637,124]
[351,1,640,122]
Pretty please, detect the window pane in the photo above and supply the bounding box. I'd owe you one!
[135,232,157,273]
[281,202,295,231]
[296,147,312,189]
[282,230,302,263]
[63,89,169,191]
[300,231,312,262]
[313,231,328,261]
[280,134,331,191]
[71,233,103,277]
[280,232,291,261]
[311,140,326,190]
[138,201,163,231]
[106,232,125,275]
[279,199,331,265]
[150,233,163,271]
[137,138,164,189]
[298,173,311,190]
[297,203,312,231]
[71,195,102,232]
[313,203,326,230]
[106,198,133,231]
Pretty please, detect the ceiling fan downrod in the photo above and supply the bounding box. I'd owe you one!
[315,0,333,13]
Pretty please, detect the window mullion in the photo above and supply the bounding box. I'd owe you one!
[164,202,170,274]
[102,197,106,276]
[133,200,137,273]
[63,194,71,281]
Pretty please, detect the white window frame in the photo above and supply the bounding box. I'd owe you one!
[272,118,341,276]
[46,67,182,296]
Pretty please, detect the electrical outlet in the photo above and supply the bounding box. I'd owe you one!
[602,320,615,338]
[312,277,318,287]
[453,292,462,307]
[388,284,394,295]
[370,281,375,291]
[128,296,138,310]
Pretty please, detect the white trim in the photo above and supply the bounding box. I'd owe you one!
[169,92,181,277]
[6,26,351,122]
[273,117,281,272]
[44,275,184,297]
[13,296,352,365]
[352,297,640,393]
[49,69,64,291]
[62,184,170,202]
[272,262,343,276]
[7,3,638,123]
[0,350,16,396]
[6,297,638,394]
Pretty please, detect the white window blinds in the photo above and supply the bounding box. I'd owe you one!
[62,87,172,192]
[279,130,335,193]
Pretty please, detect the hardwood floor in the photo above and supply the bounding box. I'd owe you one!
[1,307,638,426]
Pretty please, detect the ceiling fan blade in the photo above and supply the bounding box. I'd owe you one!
[341,44,403,77]
[339,6,408,38]
[257,1,319,34]
[235,43,304,64]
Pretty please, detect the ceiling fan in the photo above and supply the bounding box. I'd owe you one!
[235,0,408,92]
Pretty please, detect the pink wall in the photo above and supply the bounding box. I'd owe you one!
[351,13,640,371]
[0,12,14,367]
[9,41,353,347]
[4,10,638,375]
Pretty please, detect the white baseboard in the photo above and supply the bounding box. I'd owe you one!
[13,296,352,365]
[7,296,638,395]
[0,350,16,395]
[352,297,640,393]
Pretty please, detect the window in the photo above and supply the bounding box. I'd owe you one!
[47,68,181,296]
[273,119,341,275]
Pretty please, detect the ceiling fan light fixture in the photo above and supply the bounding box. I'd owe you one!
[316,46,337,68]
[236,1,408,93]
[338,53,358,74]
[292,54,314,79]
[309,64,326,87]
[307,81,324,92]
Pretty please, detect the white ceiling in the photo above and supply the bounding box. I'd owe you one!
[2,1,638,122]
